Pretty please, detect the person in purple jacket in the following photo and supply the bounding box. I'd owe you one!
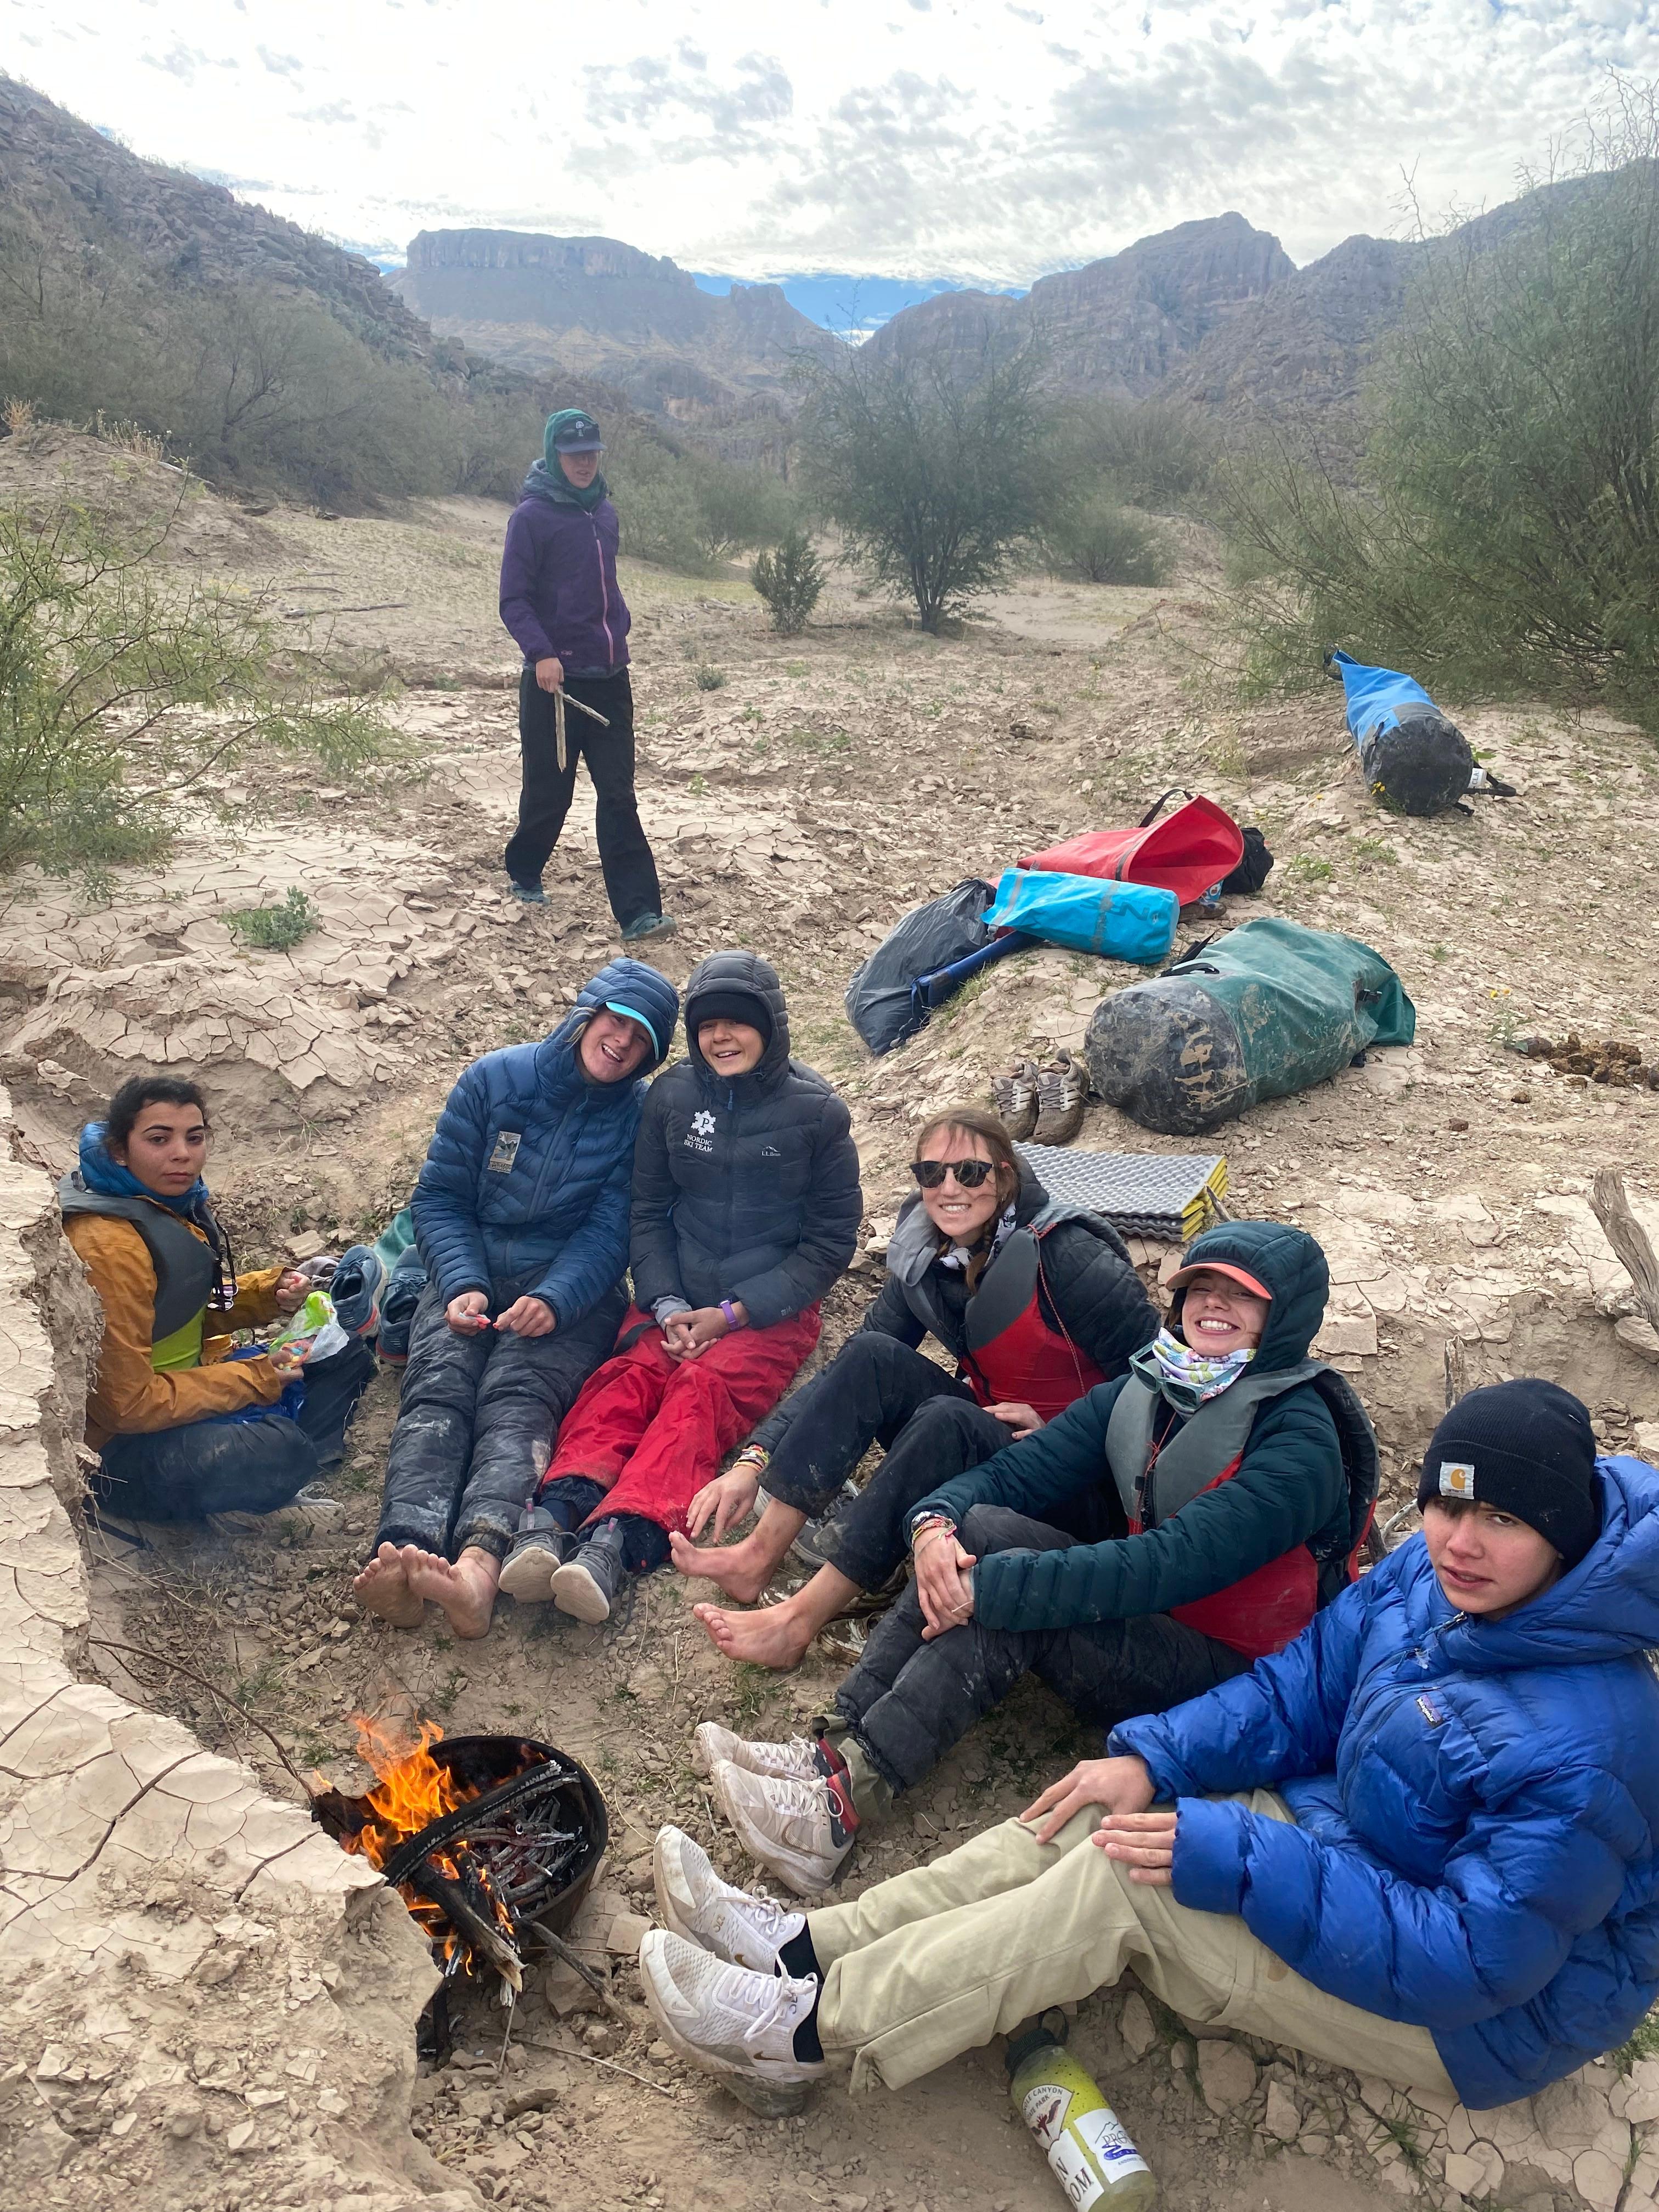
[498,409,675,941]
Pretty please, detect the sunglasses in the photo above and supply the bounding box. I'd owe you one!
[911,1158,997,1189]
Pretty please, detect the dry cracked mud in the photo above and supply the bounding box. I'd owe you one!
[2,435,1656,2212]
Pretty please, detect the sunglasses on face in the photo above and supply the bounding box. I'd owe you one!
[911,1158,996,1189]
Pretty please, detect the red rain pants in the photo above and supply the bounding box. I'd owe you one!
[544,1305,822,1537]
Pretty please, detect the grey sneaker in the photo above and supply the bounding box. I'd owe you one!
[621,911,677,943]
[1031,1049,1089,1146]
[498,1506,573,1603]
[990,1056,1040,1142]
[509,877,548,905]
[712,1762,854,1897]
[549,1519,630,1623]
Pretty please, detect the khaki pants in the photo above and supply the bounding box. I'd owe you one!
[809,1793,1455,2100]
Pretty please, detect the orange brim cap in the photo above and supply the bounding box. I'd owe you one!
[1167,1260,1272,1301]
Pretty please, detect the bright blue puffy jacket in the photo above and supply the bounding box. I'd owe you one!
[412,959,679,1322]
[1113,1457,1659,2110]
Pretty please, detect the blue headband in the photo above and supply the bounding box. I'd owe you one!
[602,1000,660,1058]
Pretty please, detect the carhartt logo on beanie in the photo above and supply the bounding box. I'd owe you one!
[1415,1379,1601,1568]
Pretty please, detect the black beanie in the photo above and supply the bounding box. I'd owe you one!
[1416,1379,1601,1568]
[690,989,772,1045]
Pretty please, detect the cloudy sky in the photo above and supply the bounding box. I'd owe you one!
[5,0,1657,286]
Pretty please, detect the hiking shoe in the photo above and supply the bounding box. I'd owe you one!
[509,876,548,905]
[621,911,677,943]
[653,1825,805,1973]
[692,1724,820,1785]
[990,1056,1040,1142]
[639,1930,823,2111]
[329,1244,385,1338]
[712,1762,854,1896]
[1031,1049,1089,1146]
[787,1479,861,1569]
[377,1257,426,1367]
[498,1507,573,1602]
[549,1519,629,1623]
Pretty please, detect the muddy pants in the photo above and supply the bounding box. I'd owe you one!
[806,1798,1455,2098]
[96,1339,376,1522]
[759,1334,1015,1589]
[830,1505,1247,1820]
[540,1304,822,1548]
[373,1282,624,1561]
[505,668,662,927]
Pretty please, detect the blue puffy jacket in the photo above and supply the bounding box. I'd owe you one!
[412,960,679,1321]
[1113,1457,1659,2109]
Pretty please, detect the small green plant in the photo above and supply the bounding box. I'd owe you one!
[687,772,708,798]
[1430,941,1451,962]
[1353,836,1400,865]
[694,663,726,691]
[751,528,826,635]
[225,887,320,951]
[1612,2006,1659,2074]
[786,725,849,754]
[784,659,809,678]
[737,703,762,725]
[1285,855,1334,885]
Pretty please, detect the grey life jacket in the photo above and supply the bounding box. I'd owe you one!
[1104,1361,1379,1603]
[58,1172,220,1341]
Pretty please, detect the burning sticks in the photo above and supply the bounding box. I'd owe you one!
[312,1719,608,2001]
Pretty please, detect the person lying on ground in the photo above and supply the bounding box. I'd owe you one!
[353,958,679,1639]
[61,1076,375,1522]
[706,1220,1375,1895]
[498,406,674,942]
[498,950,862,1626]
[675,1104,1157,1668]
[640,1379,1659,2121]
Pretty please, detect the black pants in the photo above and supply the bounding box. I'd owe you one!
[834,1504,1251,1804]
[373,1282,624,1562]
[761,1334,1011,1592]
[504,669,662,927]
[96,1339,375,1522]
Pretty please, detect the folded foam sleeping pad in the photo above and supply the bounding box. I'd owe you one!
[981,867,1177,965]
[1082,915,1415,1135]
[1327,650,1474,817]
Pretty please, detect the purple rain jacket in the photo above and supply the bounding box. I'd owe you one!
[498,467,631,676]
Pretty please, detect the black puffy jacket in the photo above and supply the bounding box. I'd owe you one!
[753,1167,1156,1453]
[629,951,863,1328]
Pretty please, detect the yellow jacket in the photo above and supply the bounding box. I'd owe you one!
[65,1211,287,1450]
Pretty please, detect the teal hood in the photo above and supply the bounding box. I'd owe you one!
[1170,1219,1329,1373]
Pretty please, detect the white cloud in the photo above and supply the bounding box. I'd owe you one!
[3,0,1657,278]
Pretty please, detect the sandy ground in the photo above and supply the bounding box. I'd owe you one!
[8,436,1658,2212]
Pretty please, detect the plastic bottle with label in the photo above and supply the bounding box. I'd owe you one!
[1006,2010,1158,2210]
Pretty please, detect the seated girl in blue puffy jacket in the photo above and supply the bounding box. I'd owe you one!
[354,957,679,1641]
[633,1378,1659,2124]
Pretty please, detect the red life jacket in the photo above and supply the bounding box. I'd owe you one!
[1105,1365,1340,1659]
[957,1207,1106,1420]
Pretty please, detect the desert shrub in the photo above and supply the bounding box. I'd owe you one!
[1056,396,1218,512]
[801,337,1054,629]
[1221,95,1659,730]
[751,528,827,633]
[0,493,393,872]
[225,887,320,951]
[1046,494,1173,585]
[693,663,726,690]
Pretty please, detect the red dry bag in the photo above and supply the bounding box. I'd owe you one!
[1019,789,1244,908]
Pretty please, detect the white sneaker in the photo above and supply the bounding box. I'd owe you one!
[653,1825,805,1973]
[712,1760,854,1897]
[638,1928,823,2112]
[692,1722,820,1784]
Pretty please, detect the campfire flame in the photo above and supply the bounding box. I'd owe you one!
[336,1716,525,1980]
[340,1716,471,1868]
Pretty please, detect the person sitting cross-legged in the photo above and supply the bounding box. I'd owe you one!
[639,1379,1659,2120]
[353,958,678,1640]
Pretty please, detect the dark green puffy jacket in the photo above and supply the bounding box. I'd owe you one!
[913,1218,1351,1635]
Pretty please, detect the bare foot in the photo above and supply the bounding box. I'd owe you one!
[693,1600,814,1671]
[404,1544,501,1640]
[669,1528,774,1604]
[353,1542,425,1630]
